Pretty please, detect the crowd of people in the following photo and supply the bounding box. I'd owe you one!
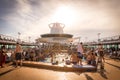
[0,43,39,68]
[70,43,104,68]
[0,42,120,69]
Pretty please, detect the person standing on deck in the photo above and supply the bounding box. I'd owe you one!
[0,45,7,68]
[77,42,84,65]
[15,42,23,67]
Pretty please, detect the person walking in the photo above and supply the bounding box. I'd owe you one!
[96,44,104,69]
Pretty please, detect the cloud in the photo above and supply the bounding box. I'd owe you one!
[0,0,120,42]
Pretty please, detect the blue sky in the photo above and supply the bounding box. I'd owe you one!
[0,0,120,42]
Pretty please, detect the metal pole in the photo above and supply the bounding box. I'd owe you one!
[97,33,101,42]
[18,32,21,42]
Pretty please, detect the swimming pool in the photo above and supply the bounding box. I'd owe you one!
[40,53,70,64]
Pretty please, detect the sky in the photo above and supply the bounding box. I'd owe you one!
[0,0,120,42]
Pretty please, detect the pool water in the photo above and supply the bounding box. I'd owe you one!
[40,53,70,64]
